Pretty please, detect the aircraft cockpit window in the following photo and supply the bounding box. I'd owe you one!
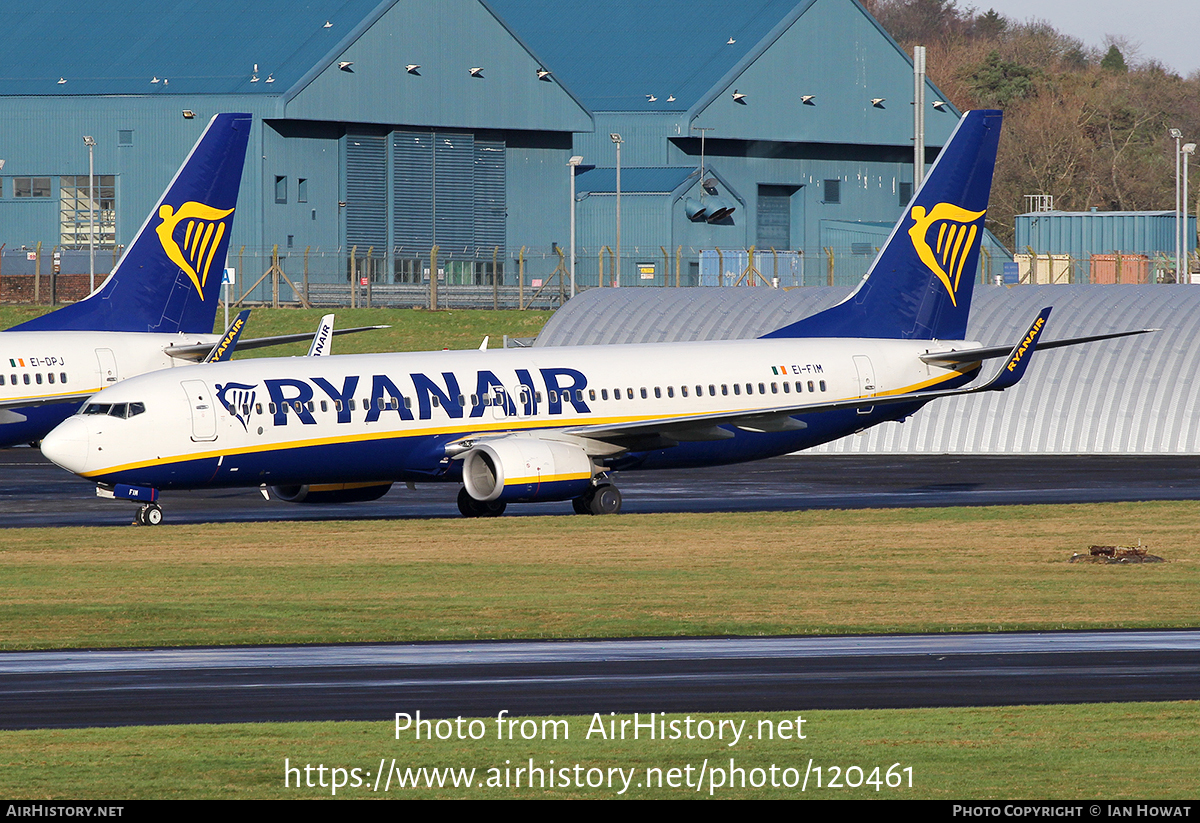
[108,403,128,418]
[129,402,145,417]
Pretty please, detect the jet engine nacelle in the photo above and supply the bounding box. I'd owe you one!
[269,482,393,504]
[461,436,594,503]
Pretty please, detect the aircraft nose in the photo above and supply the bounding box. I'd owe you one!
[41,417,90,474]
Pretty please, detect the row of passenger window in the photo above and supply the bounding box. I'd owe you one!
[586,380,826,402]
[0,372,68,387]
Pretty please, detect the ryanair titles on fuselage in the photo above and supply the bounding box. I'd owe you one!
[217,366,594,430]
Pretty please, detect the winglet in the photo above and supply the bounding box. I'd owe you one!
[203,309,251,363]
[308,314,335,357]
[984,307,1052,391]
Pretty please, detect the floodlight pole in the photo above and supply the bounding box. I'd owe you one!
[914,45,926,187]
[568,155,583,297]
[1172,129,1182,282]
[1185,143,1196,284]
[83,136,97,293]
[611,133,622,287]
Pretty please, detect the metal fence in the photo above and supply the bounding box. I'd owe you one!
[19,241,1182,310]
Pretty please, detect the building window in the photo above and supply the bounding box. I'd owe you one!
[899,181,913,205]
[297,178,308,203]
[14,177,52,198]
[60,176,116,248]
[118,130,133,146]
[275,176,287,204]
[823,179,840,204]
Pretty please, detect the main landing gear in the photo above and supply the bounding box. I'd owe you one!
[572,482,622,515]
[457,487,507,518]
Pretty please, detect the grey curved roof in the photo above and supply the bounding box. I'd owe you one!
[535,285,1197,454]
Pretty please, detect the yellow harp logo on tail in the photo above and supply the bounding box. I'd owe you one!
[155,202,235,299]
[907,202,986,306]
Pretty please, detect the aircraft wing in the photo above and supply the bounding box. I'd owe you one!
[559,308,1059,449]
[0,392,96,412]
[163,325,389,361]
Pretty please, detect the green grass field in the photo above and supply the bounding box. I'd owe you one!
[0,305,553,357]
[2,503,1198,649]
[4,704,1198,799]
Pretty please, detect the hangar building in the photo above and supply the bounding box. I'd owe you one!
[0,0,974,294]
[535,285,1197,454]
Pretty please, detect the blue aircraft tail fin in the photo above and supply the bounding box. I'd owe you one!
[11,113,252,334]
[762,109,1002,341]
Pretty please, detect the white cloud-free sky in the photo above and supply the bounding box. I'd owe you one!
[974,0,1200,77]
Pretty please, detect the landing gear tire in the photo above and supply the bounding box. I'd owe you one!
[457,487,507,518]
[588,484,622,515]
[572,496,591,515]
[136,503,163,526]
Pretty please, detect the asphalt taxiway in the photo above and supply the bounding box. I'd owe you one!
[2,631,1198,729]
[4,449,1200,527]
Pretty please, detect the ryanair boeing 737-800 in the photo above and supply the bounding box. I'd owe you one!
[39,111,1152,524]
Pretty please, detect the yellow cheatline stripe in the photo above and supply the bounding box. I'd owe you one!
[79,367,975,478]
[2,386,103,404]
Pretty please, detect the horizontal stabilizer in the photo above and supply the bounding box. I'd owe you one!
[921,328,1158,366]
[203,310,251,363]
[163,325,389,361]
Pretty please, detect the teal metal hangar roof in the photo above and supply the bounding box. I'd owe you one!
[484,0,812,111]
[0,0,388,96]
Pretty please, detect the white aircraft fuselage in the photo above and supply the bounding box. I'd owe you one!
[42,336,980,493]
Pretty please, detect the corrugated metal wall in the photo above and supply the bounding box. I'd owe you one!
[536,285,1198,454]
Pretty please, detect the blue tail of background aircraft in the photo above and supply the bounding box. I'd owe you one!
[11,113,252,334]
[763,109,1002,341]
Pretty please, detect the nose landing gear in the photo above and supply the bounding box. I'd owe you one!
[135,503,164,526]
[97,484,164,526]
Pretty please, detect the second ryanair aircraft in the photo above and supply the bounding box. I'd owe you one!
[40,111,1152,523]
